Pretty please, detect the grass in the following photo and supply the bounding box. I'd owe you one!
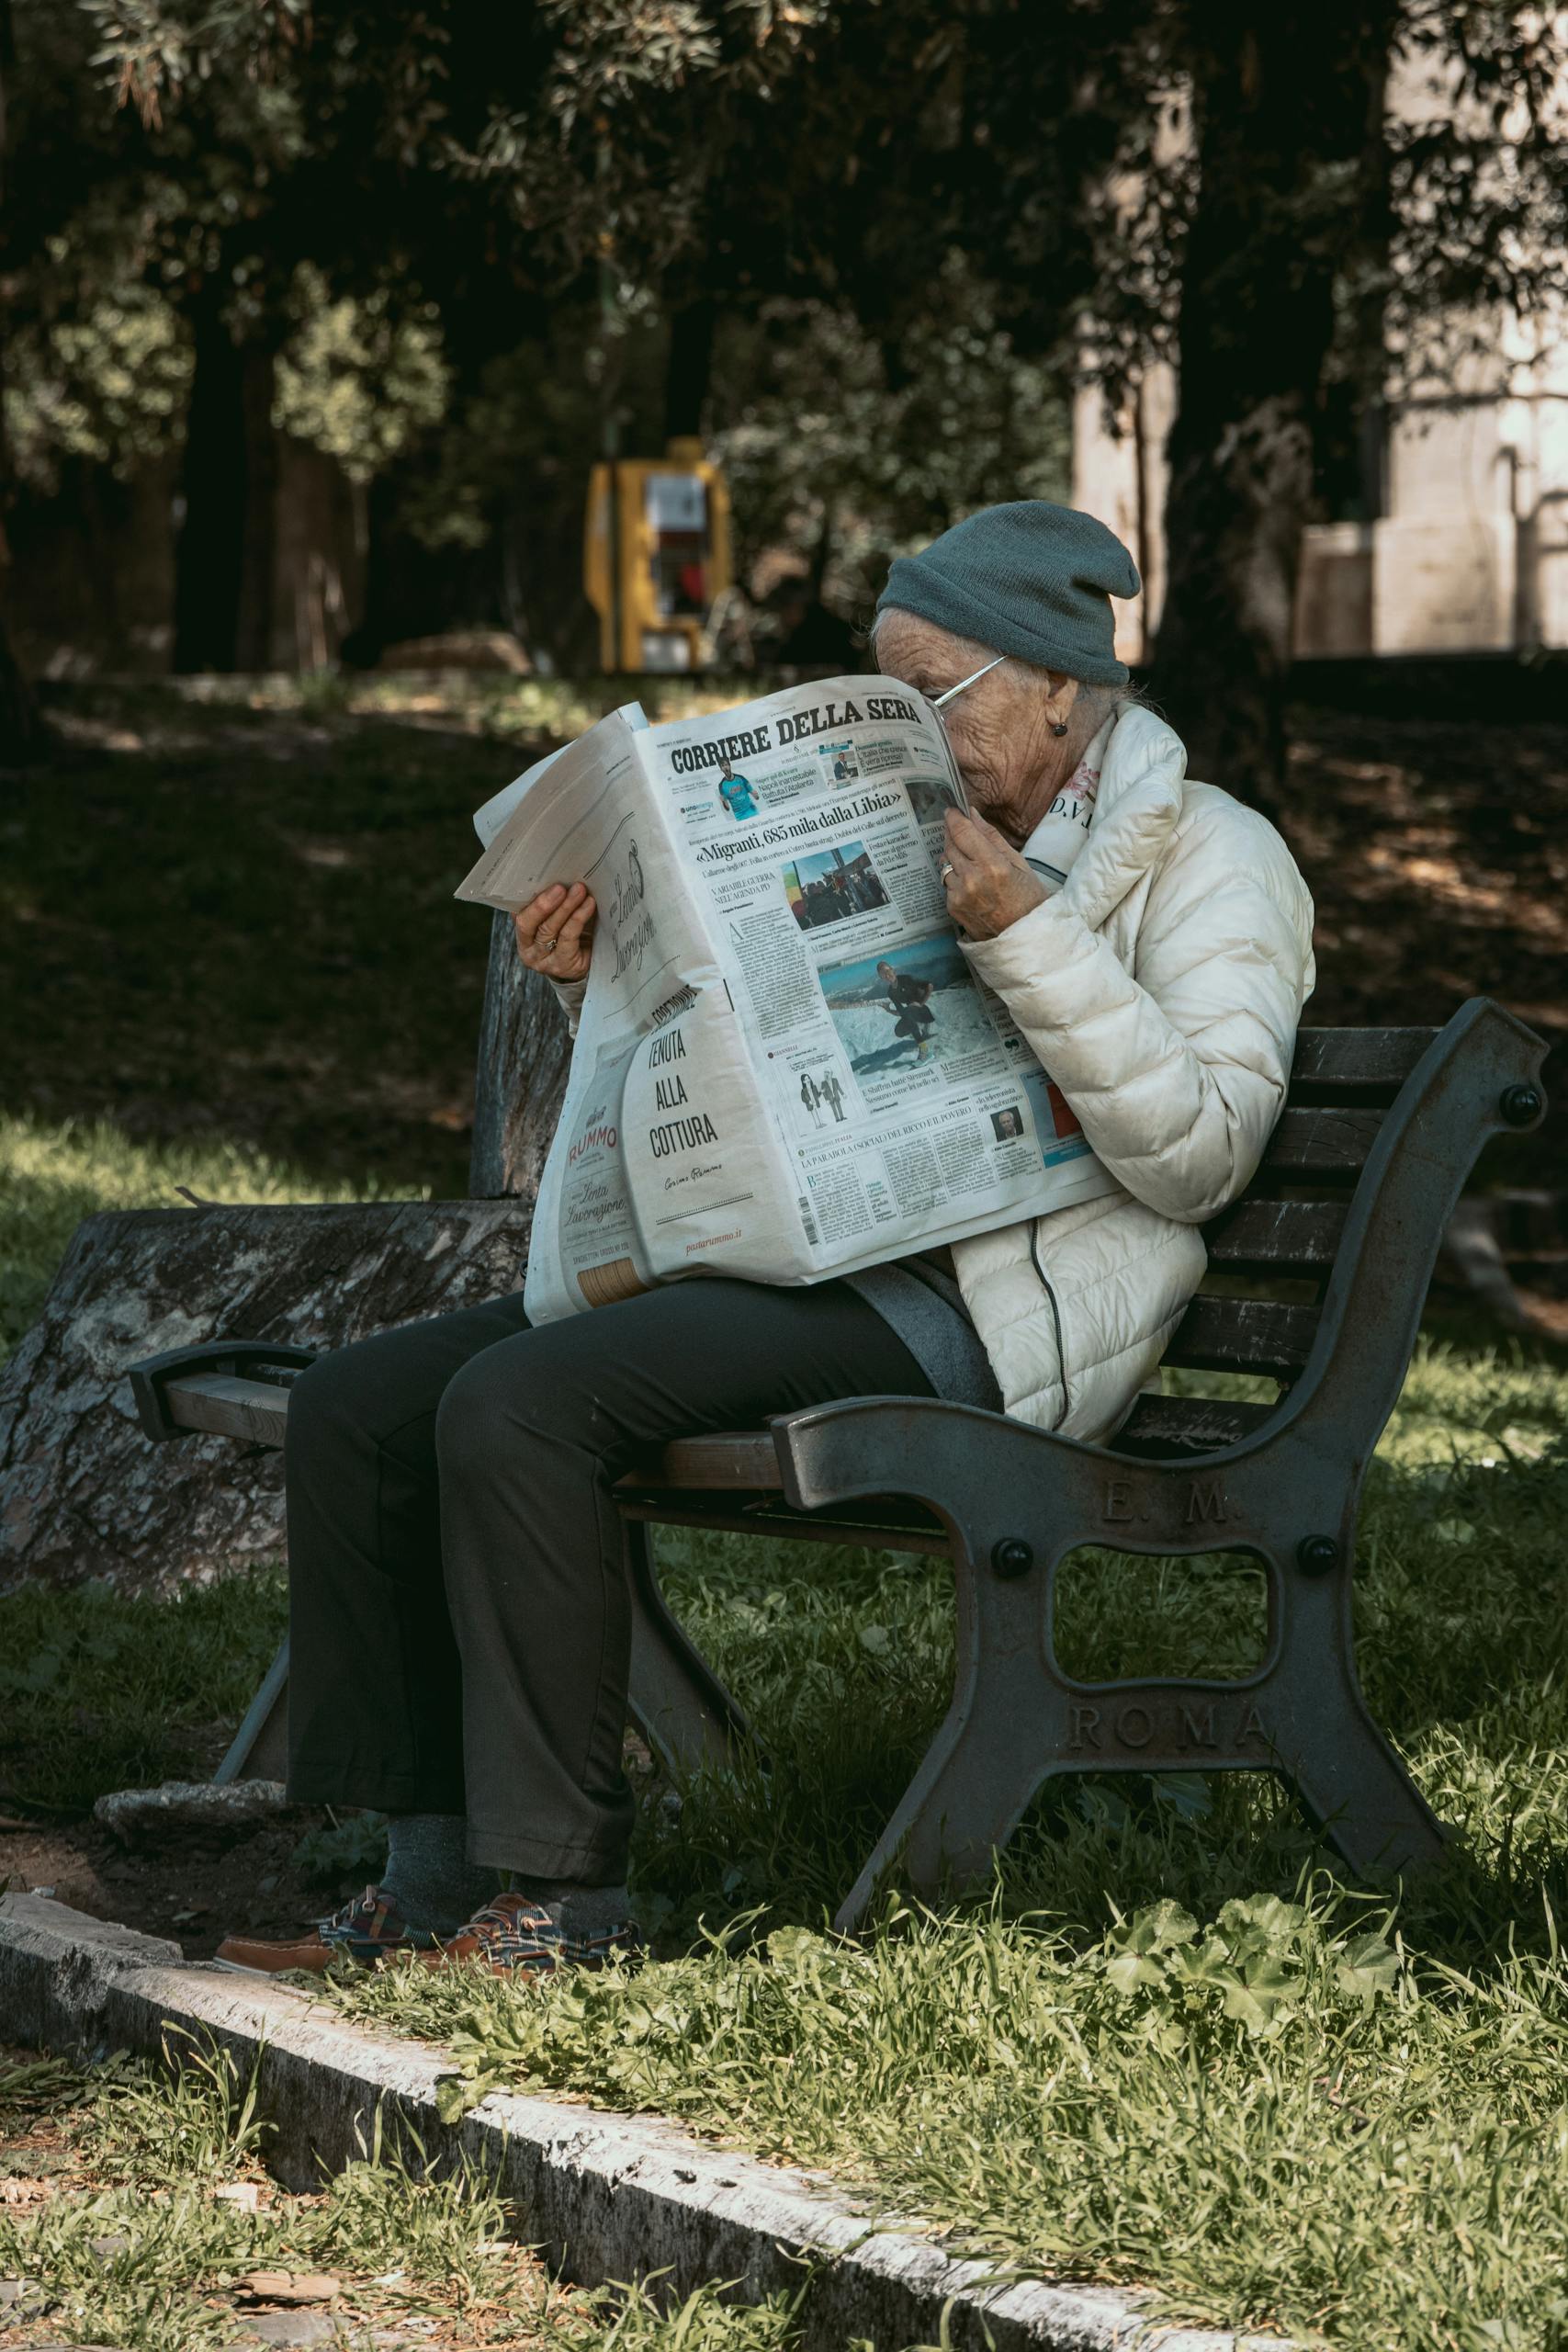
[8,1339,1567,2345]
[0,2037,813,2352]
[317,1337,1568,2352]
[0,1566,286,1815]
[0,1112,400,1363]
[8,674,789,1204]
[5,683,1568,2344]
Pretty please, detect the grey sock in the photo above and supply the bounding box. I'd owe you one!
[508,1874,634,1938]
[379,1814,495,1936]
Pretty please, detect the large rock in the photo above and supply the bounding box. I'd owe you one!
[0,1199,530,1595]
[93,1778,292,1848]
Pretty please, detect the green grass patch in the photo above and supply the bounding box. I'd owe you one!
[0,2039,828,2352]
[0,1112,396,1361]
[0,1569,287,1814]
[4,1084,1567,2340]
[8,678,788,1204]
[326,1336,1568,2352]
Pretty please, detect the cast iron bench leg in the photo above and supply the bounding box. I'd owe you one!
[781,1394,1460,1931]
[1259,1660,1450,1876]
[833,1544,1053,1931]
[625,1521,754,1780]
[213,1637,290,1785]
[1288,1708,1450,1875]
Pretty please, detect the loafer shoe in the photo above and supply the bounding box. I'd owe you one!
[426,1891,643,1978]
[217,1884,438,1973]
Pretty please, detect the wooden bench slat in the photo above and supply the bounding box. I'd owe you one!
[1162,1296,1318,1378]
[616,1488,951,1554]
[1203,1198,1348,1270]
[629,1431,784,1490]
[162,1374,291,1450]
[1259,1106,1385,1177]
[1113,1393,1278,1457]
[1291,1028,1435,1090]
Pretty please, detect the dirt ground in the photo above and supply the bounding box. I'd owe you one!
[0,1809,342,1962]
[0,1736,661,1962]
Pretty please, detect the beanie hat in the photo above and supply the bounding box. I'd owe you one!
[877,500,1140,687]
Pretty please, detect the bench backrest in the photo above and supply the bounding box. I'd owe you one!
[1115,1026,1435,1458]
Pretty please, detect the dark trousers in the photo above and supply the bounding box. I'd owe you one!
[285,1277,934,1885]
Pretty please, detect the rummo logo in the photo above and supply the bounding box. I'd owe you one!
[567,1121,618,1167]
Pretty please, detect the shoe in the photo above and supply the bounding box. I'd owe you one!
[427,1891,644,1978]
[215,1884,440,1974]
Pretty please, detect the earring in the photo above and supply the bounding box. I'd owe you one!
[1051,720,1068,737]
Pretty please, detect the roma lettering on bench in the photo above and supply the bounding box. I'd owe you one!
[1066,1699,1270,1752]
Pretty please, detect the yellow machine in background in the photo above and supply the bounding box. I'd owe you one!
[584,438,732,672]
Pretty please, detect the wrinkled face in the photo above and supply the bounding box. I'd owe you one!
[873,608,1079,846]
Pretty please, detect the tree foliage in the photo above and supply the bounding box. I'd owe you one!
[4,1,1566,731]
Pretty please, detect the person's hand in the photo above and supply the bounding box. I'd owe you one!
[514,882,596,983]
[940,808,1047,940]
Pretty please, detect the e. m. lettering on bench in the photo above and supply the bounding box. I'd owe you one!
[1100,1472,1238,1526]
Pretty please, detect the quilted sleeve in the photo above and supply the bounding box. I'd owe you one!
[550,976,588,1039]
[961,806,1314,1224]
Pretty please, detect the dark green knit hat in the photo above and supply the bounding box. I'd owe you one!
[877,500,1140,687]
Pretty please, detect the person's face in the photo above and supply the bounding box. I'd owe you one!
[874,609,1080,847]
[876,962,896,982]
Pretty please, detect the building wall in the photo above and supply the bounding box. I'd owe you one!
[1069,47,1568,664]
[1071,355,1568,666]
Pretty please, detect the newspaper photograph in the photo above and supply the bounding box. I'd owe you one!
[457,674,1116,1322]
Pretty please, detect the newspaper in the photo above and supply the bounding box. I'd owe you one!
[457,675,1116,1322]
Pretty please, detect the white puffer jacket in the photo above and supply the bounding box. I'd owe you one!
[953,705,1315,1442]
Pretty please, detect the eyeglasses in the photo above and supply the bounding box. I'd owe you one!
[926,654,1006,722]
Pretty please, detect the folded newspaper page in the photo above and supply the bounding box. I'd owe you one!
[457,675,1116,1321]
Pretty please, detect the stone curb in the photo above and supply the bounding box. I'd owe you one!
[0,1896,1286,2352]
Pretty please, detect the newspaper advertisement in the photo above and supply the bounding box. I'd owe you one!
[457,675,1117,1322]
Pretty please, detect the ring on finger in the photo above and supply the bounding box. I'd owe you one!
[939,861,955,883]
[538,934,556,953]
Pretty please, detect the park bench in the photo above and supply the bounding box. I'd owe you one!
[129,998,1545,1930]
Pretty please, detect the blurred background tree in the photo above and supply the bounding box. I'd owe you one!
[2,0,1564,780]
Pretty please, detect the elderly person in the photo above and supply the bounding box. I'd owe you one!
[218,501,1313,1982]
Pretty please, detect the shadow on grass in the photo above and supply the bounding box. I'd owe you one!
[5,707,532,1200]
[637,1416,1568,1975]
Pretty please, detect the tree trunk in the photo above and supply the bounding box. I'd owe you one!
[0,1199,533,1594]
[469,910,573,1198]
[174,294,278,674]
[0,589,47,764]
[0,0,49,762]
[663,298,716,443]
[1149,9,1396,798]
[234,344,280,671]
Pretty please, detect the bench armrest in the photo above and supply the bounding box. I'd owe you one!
[128,1340,316,1442]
